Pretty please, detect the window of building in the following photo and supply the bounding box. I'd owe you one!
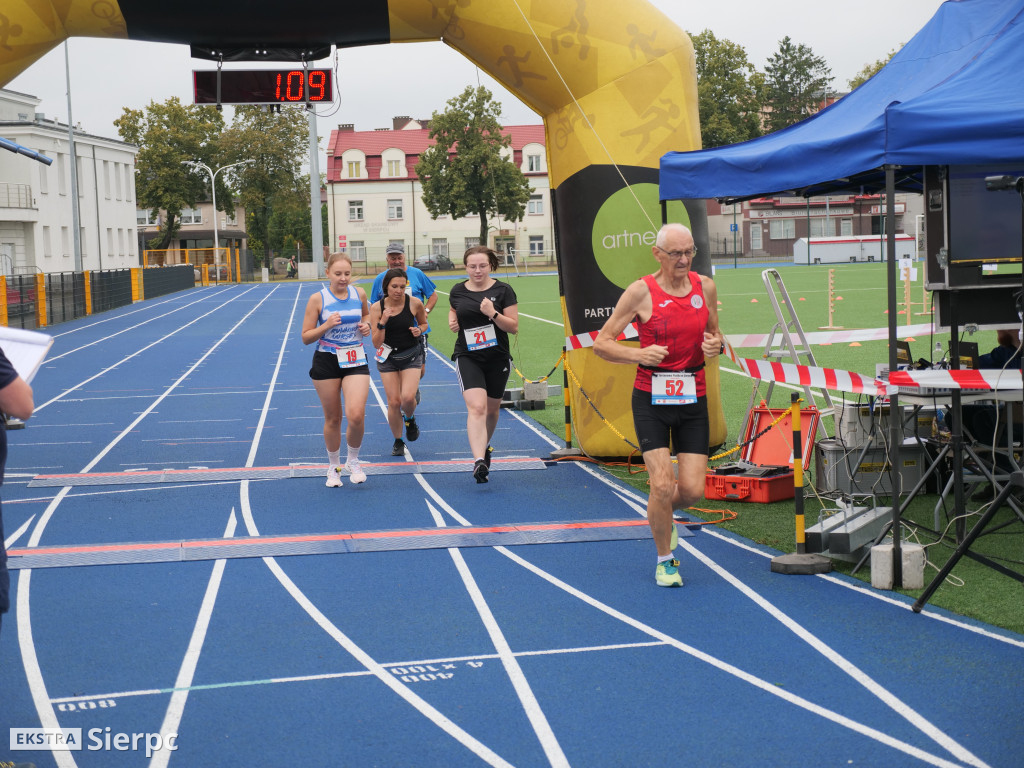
[840,218,853,236]
[137,209,155,226]
[769,218,795,239]
[750,224,763,250]
[106,227,114,257]
[432,238,448,257]
[350,240,366,261]
[347,161,361,178]
[42,226,52,257]
[387,159,401,177]
[348,200,363,221]
[118,228,125,256]
[61,226,69,257]
[528,194,544,215]
[38,161,48,195]
[529,235,545,255]
[223,208,238,226]
[465,237,480,251]
[114,162,122,200]
[387,199,403,220]
[809,218,833,237]
[103,160,111,199]
[527,154,542,172]
[180,208,202,225]
[57,153,67,196]
[124,165,132,202]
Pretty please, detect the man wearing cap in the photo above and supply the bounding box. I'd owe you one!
[370,243,439,398]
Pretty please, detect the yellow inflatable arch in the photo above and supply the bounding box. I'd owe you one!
[0,0,725,456]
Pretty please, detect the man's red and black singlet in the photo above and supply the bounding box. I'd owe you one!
[633,273,709,396]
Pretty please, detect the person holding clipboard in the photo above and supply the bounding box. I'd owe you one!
[447,246,519,483]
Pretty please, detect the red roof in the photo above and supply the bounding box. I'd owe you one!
[327,124,546,183]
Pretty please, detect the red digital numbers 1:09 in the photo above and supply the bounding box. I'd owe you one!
[275,70,328,102]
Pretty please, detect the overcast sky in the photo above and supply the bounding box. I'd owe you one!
[6,0,945,163]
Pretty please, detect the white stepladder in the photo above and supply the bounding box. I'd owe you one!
[740,268,834,444]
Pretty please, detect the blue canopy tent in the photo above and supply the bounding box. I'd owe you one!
[660,0,1024,201]
[658,0,1024,603]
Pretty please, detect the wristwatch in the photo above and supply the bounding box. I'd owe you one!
[492,311,501,321]
[426,307,432,314]
[376,323,385,330]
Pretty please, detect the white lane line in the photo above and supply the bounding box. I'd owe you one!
[238,483,515,768]
[48,290,226,339]
[16,287,283,768]
[4,514,34,548]
[698,526,1024,650]
[149,510,237,768]
[46,287,236,361]
[237,287,516,767]
[426,501,570,768]
[680,534,991,768]
[52,641,669,704]
[35,285,263,413]
[495,546,972,768]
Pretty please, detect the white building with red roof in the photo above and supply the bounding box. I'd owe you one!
[325,117,553,269]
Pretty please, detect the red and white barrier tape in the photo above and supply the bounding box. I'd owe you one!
[889,369,1023,391]
[567,321,934,351]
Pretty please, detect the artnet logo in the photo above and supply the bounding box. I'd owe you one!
[10,728,177,759]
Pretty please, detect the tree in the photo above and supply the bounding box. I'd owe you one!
[417,86,532,244]
[849,47,900,90]
[114,98,225,250]
[761,36,833,133]
[265,175,328,254]
[219,105,310,259]
[689,29,763,148]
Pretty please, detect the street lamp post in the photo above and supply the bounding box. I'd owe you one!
[182,158,253,277]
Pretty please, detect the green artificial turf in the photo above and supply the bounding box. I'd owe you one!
[430,264,1023,635]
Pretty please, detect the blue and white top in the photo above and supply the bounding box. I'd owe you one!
[316,284,364,353]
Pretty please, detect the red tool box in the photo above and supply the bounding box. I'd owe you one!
[705,405,820,503]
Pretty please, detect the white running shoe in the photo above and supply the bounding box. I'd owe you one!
[325,466,343,488]
[347,460,367,484]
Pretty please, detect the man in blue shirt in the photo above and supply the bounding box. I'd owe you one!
[370,243,438,399]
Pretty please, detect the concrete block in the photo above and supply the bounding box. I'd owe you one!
[870,543,926,590]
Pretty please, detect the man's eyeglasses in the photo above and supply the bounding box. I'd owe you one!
[656,245,697,260]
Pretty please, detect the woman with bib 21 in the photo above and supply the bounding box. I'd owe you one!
[302,252,372,487]
[448,246,519,483]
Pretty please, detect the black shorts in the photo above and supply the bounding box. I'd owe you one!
[376,345,425,374]
[456,354,511,400]
[309,350,370,380]
[631,389,709,455]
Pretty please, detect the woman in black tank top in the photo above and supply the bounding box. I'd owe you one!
[368,269,429,455]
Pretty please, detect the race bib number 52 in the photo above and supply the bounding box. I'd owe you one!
[651,372,696,405]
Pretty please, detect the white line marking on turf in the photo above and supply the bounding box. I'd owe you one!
[149,510,237,768]
[425,501,570,768]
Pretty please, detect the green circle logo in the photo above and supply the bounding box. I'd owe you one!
[591,183,690,289]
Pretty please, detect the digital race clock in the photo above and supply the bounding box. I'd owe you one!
[193,69,334,105]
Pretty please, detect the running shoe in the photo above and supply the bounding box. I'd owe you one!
[655,558,683,587]
[670,521,678,551]
[404,415,420,442]
[473,458,489,484]
[392,438,406,456]
[346,459,366,484]
[325,466,343,488]
[483,445,493,469]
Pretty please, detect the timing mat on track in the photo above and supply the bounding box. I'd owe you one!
[7,518,691,569]
[26,457,548,486]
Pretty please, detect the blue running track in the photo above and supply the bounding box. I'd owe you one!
[1,283,1022,767]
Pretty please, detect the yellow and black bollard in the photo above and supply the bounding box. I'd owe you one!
[771,393,832,574]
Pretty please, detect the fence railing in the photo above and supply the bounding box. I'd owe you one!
[0,183,33,209]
